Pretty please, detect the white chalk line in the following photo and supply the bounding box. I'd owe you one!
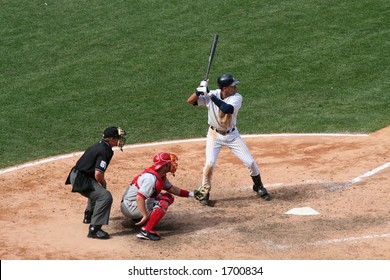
[348,161,390,184]
[263,233,390,250]
[0,133,368,175]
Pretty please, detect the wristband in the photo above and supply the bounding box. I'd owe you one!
[179,189,190,197]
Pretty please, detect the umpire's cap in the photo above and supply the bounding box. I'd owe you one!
[102,126,127,150]
[103,127,121,138]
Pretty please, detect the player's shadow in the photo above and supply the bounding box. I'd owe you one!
[108,216,140,237]
[108,214,231,238]
[210,194,261,204]
[156,214,233,238]
[271,182,332,201]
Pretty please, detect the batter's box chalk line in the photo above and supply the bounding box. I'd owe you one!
[263,233,390,250]
[238,160,390,216]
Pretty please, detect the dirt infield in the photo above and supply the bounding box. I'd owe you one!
[1,127,389,260]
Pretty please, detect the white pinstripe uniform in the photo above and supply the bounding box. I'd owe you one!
[196,88,261,195]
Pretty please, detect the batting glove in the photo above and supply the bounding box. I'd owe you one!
[199,80,209,87]
[195,86,209,96]
[195,87,204,96]
[206,91,213,98]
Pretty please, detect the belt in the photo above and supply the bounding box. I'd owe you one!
[210,126,235,135]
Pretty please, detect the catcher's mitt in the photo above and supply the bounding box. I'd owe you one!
[194,186,215,207]
[194,185,209,201]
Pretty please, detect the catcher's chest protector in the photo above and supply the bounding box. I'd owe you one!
[135,168,166,197]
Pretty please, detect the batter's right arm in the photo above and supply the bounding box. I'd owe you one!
[187,92,200,105]
[187,80,209,105]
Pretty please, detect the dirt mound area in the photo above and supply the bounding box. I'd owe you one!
[1,127,389,260]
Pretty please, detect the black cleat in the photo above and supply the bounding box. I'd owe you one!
[87,225,109,239]
[136,228,160,241]
[253,185,272,201]
[197,193,215,207]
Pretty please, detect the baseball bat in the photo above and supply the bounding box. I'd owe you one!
[204,34,219,81]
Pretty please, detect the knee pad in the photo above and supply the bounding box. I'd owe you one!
[158,192,175,204]
[154,193,174,212]
[155,199,170,212]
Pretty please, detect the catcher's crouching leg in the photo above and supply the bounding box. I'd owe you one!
[146,194,174,230]
[140,193,174,241]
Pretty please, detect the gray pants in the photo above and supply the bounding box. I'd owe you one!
[70,170,113,226]
[120,198,155,220]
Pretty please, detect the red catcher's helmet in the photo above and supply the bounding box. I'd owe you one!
[152,152,178,175]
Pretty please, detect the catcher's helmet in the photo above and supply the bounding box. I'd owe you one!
[217,73,239,89]
[152,152,178,175]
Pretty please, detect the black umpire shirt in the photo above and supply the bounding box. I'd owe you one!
[74,141,114,179]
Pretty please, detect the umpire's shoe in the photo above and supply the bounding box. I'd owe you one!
[88,225,109,239]
[137,227,160,241]
[253,185,272,201]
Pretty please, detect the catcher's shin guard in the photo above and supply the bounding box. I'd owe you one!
[143,199,169,232]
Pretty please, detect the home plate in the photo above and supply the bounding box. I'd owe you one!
[285,207,320,216]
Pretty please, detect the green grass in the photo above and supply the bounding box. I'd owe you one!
[0,0,389,168]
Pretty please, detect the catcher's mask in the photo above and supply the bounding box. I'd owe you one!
[152,152,178,176]
[102,126,127,151]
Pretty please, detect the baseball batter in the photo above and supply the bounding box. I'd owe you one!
[187,73,271,206]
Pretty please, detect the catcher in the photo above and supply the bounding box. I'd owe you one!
[120,152,195,241]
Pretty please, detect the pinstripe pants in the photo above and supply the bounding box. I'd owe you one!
[203,127,260,188]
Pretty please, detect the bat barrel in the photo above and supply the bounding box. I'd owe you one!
[204,34,219,80]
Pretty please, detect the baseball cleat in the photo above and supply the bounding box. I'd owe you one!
[137,228,161,241]
[198,193,215,207]
[253,185,272,201]
[87,226,109,239]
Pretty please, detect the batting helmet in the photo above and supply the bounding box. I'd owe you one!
[152,152,178,175]
[217,73,239,89]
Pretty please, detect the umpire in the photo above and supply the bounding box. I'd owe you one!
[65,126,126,239]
